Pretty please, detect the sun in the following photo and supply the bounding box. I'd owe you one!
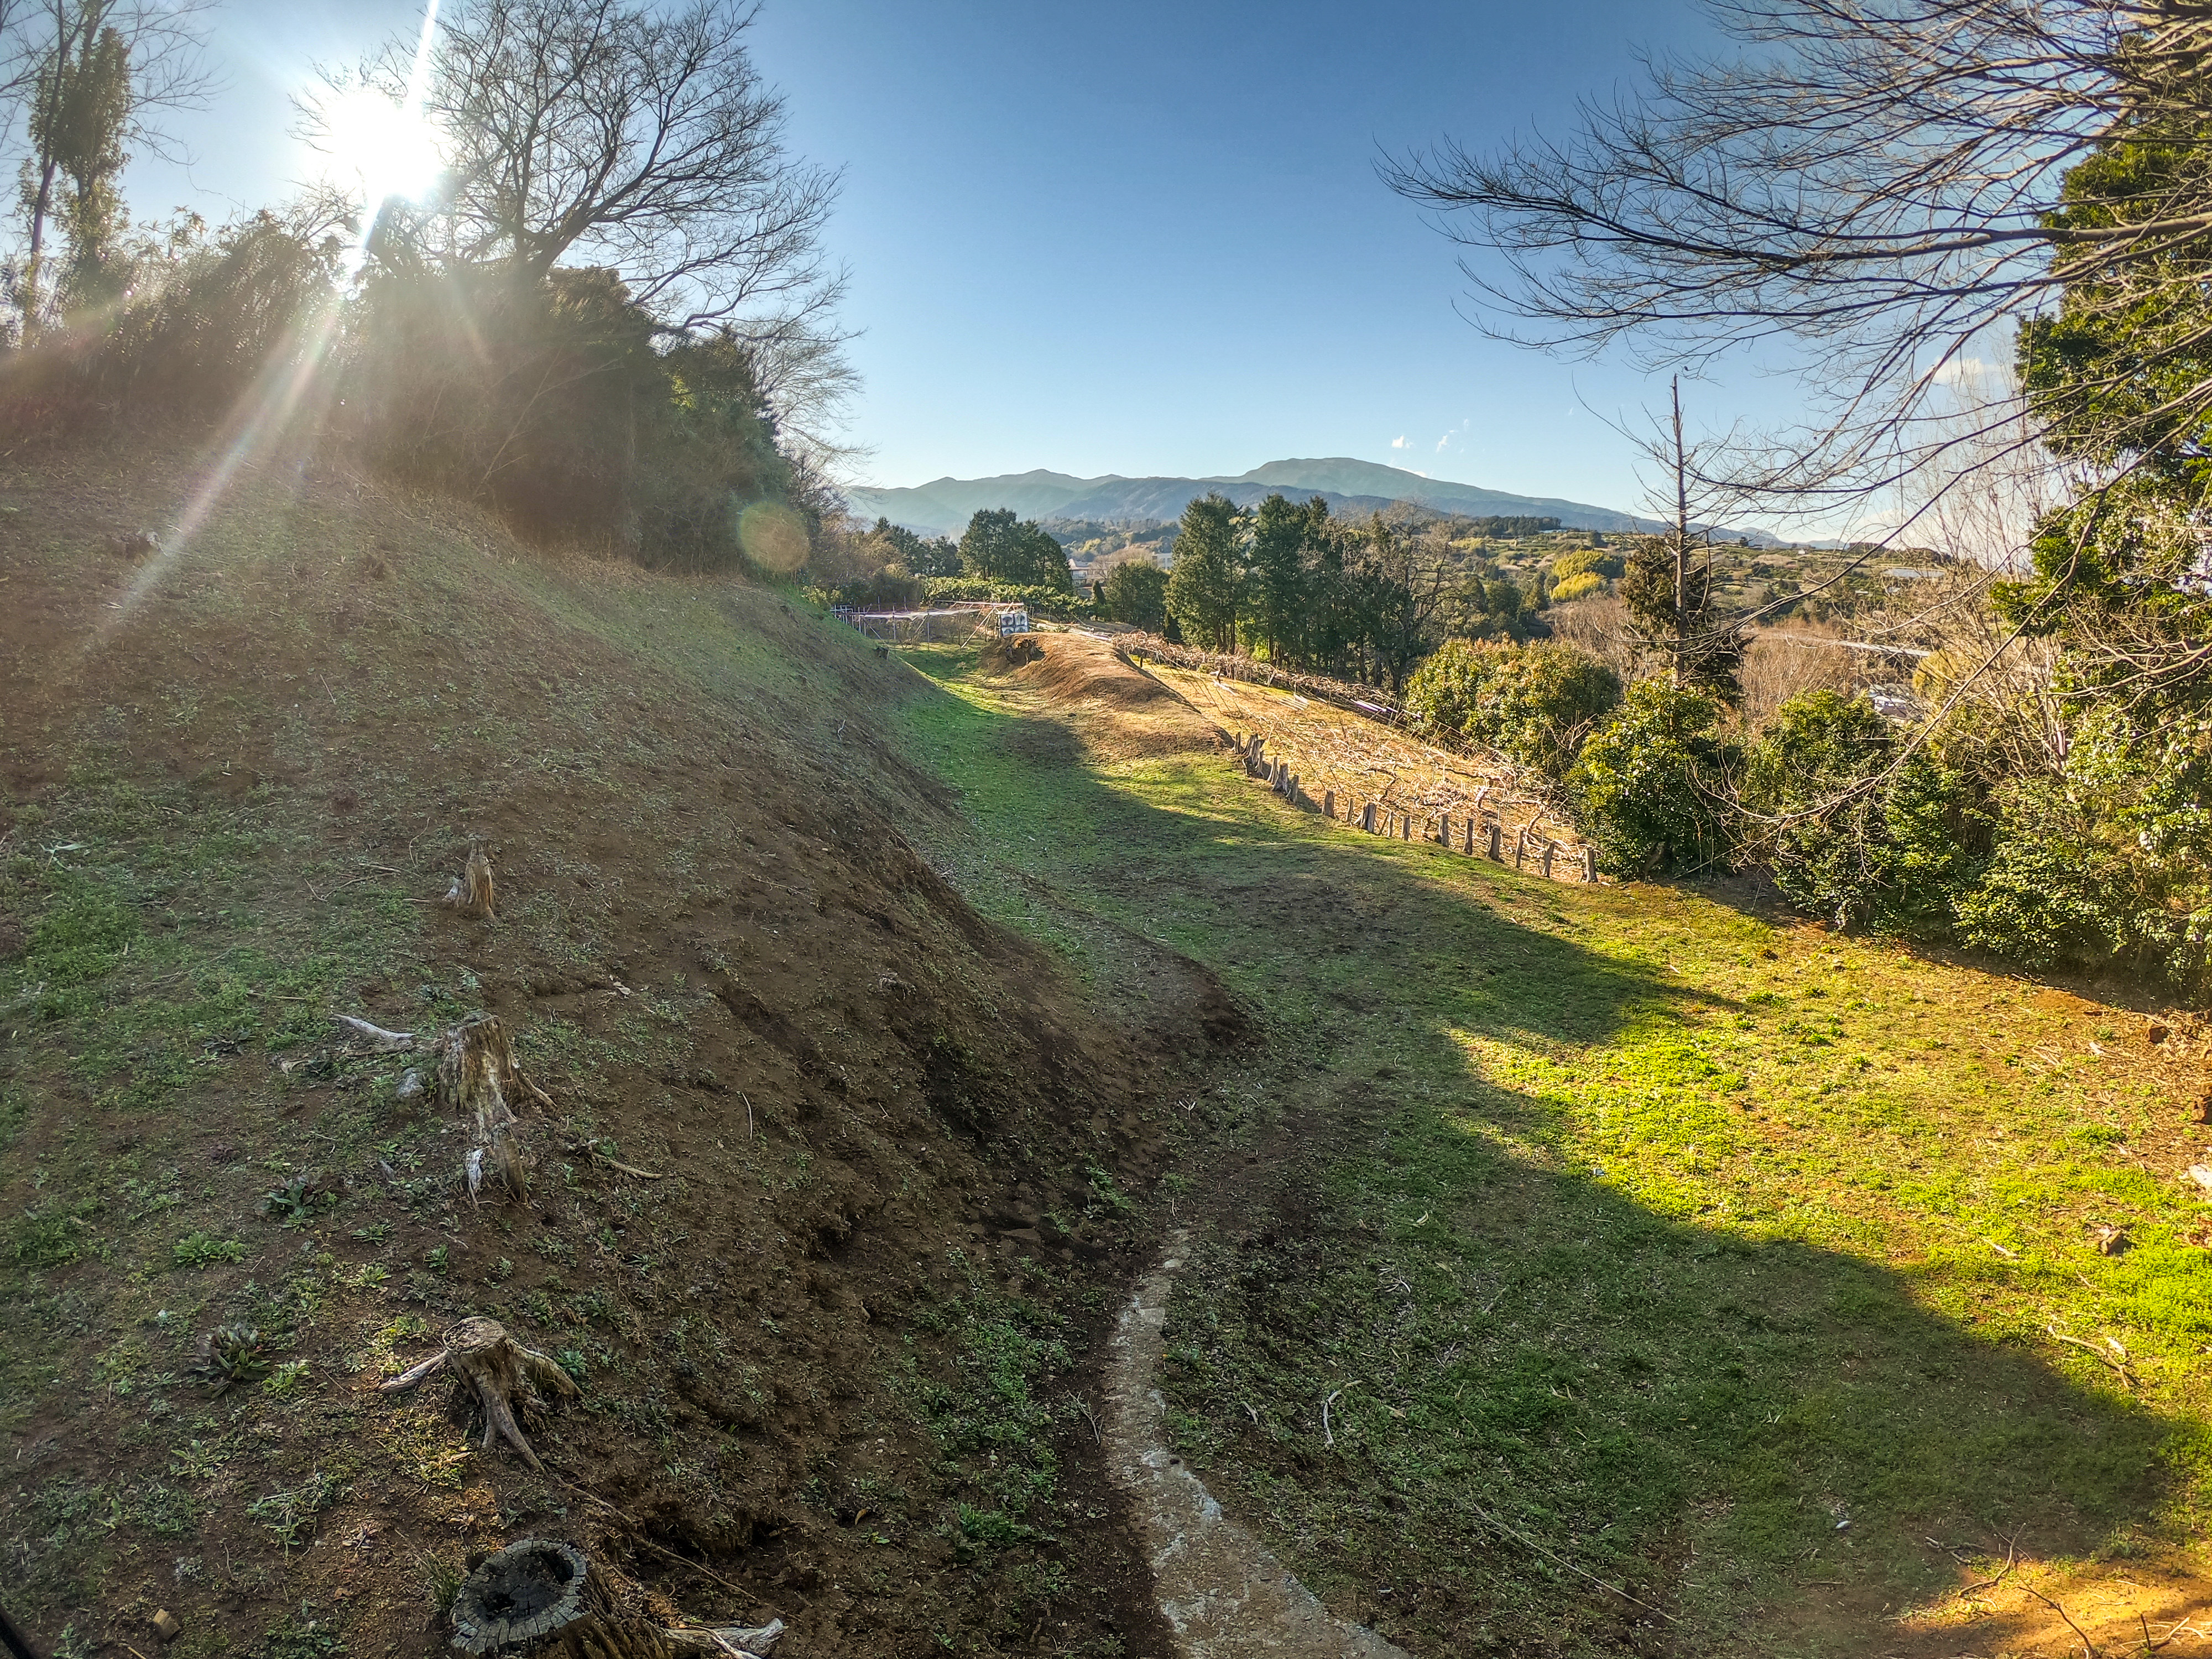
[320,84,446,207]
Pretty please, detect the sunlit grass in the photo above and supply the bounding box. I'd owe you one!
[894,640,2212,1656]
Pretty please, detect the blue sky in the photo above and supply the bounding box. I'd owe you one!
[122,0,1749,513]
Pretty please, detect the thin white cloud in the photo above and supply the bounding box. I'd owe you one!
[1934,355,1990,387]
[1390,435,1410,449]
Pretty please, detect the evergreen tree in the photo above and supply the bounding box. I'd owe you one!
[958,508,1073,591]
[22,9,135,330]
[1165,492,1246,652]
[1244,492,1315,661]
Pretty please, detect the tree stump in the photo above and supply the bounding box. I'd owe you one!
[446,846,497,919]
[382,1317,580,1471]
[1487,820,1503,861]
[436,1013,541,1202]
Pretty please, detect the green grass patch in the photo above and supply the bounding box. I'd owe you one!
[895,642,2212,1656]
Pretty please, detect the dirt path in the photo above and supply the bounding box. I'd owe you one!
[1104,1230,1411,1659]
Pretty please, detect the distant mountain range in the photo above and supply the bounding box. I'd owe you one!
[843,457,1662,539]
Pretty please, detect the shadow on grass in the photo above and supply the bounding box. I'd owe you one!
[896,657,2184,1656]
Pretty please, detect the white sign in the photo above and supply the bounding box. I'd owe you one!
[998,609,1030,636]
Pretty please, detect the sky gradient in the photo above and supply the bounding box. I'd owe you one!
[122,1,1754,515]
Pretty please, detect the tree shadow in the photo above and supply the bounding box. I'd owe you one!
[896,664,2184,1656]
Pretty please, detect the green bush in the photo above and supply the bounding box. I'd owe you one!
[1,207,341,435]
[343,265,795,570]
[921,577,1095,619]
[1404,640,1621,778]
[1742,692,1983,933]
[1570,680,1740,874]
[1954,704,2212,985]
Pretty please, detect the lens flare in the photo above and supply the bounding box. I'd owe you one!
[738,501,811,573]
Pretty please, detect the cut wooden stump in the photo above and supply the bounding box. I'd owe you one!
[383,1317,580,1472]
[447,1538,787,1659]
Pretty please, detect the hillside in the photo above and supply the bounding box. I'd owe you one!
[0,434,1238,1658]
[845,458,1650,538]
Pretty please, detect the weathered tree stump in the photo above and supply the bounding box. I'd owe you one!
[436,1013,548,1202]
[1584,846,1599,883]
[1487,820,1503,861]
[382,1317,580,1472]
[446,845,497,919]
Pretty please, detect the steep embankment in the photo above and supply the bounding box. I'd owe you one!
[0,437,1229,1657]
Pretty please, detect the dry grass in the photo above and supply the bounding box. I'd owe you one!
[1139,658,1593,870]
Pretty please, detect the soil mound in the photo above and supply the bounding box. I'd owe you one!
[1015,635,1174,711]
[0,435,1209,1657]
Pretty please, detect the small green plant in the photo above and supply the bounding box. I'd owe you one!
[425,1245,449,1274]
[173,1232,247,1268]
[264,1173,338,1224]
[260,1604,345,1659]
[9,1197,97,1267]
[263,1360,312,1397]
[188,1323,270,1394]
[248,1470,345,1546]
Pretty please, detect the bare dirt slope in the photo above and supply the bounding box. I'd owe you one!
[0,436,1235,1658]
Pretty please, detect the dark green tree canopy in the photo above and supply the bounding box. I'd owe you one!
[958,508,1073,591]
[1164,493,1248,653]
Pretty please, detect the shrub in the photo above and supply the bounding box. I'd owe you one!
[1405,639,1621,778]
[0,206,342,436]
[1569,680,1740,874]
[1954,703,2212,985]
[341,265,794,570]
[1742,691,1983,933]
[921,577,1095,619]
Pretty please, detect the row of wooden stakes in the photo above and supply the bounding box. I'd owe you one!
[1233,731,1599,884]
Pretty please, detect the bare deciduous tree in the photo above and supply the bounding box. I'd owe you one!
[361,0,839,328]
[1381,1,2212,523]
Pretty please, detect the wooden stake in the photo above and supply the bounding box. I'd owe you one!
[1487,820,1503,860]
[1584,846,1599,883]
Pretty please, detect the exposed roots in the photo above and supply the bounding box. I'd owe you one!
[381,1317,580,1472]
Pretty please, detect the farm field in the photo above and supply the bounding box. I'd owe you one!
[899,633,2212,1658]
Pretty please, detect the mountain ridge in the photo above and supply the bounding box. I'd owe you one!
[844,456,1656,538]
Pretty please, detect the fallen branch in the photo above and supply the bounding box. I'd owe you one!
[1954,1539,2018,1599]
[573,1140,666,1181]
[2020,1580,2102,1658]
[2047,1323,2138,1389]
[335,1015,415,1051]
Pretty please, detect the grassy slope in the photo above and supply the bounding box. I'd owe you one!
[897,638,2212,1658]
[0,441,1199,1659]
